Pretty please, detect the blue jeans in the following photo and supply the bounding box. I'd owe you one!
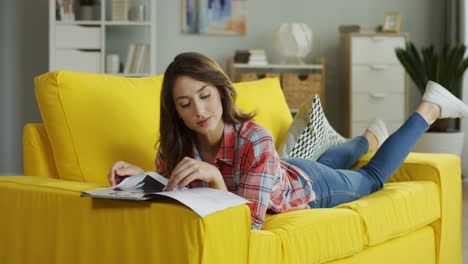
[282,112,429,208]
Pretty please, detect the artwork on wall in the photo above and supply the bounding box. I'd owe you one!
[182,0,247,35]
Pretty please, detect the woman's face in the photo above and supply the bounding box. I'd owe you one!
[172,75,224,137]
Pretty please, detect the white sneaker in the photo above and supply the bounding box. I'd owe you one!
[367,119,389,148]
[422,81,468,118]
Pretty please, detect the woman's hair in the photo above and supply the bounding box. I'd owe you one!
[158,52,255,175]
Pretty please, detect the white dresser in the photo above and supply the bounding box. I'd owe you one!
[341,33,409,138]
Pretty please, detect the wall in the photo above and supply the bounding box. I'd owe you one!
[0,0,443,175]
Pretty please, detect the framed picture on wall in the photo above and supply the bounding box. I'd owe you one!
[182,0,247,35]
[382,12,402,33]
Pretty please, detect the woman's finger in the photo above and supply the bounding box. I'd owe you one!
[178,172,198,189]
[170,157,194,177]
[167,165,198,191]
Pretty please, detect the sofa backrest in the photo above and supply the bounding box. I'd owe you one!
[34,71,292,184]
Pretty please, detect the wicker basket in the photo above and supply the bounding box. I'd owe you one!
[281,73,322,109]
[235,72,281,82]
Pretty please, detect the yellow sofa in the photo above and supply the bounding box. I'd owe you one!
[0,71,462,264]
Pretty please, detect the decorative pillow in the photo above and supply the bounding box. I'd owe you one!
[278,95,347,161]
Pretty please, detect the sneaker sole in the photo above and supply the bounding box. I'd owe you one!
[426,81,468,118]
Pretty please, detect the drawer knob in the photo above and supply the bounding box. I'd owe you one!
[371,36,386,42]
[370,92,387,99]
[370,64,388,70]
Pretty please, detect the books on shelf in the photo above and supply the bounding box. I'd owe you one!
[81,172,250,217]
[111,0,130,21]
[124,43,150,74]
[234,49,268,65]
[338,24,379,34]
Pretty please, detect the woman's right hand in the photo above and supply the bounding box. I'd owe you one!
[108,161,144,186]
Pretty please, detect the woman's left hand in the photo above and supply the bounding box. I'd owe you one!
[165,157,227,191]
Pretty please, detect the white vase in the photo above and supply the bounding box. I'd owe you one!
[274,23,313,64]
[413,131,465,156]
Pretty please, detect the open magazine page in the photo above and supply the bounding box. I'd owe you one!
[81,171,250,217]
[156,187,250,217]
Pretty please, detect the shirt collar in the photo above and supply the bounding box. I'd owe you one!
[192,122,238,165]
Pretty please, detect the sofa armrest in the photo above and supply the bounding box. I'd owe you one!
[23,123,59,178]
[354,152,462,264]
[0,176,251,264]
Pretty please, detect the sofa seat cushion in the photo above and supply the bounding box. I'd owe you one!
[250,208,364,264]
[337,181,440,246]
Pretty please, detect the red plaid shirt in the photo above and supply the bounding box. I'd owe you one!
[156,120,315,229]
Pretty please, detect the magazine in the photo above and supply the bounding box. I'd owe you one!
[80,172,250,217]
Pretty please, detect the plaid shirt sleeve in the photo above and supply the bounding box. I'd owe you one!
[236,127,280,230]
[155,149,168,178]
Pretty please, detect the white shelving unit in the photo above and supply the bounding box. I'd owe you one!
[49,0,156,77]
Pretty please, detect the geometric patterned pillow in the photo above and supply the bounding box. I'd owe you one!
[279,95,347,161]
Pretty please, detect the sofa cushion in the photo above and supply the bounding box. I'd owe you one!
[35,71,164,184]
[234,77,293,150]
[337,181,440,246]
[252,208,364,263]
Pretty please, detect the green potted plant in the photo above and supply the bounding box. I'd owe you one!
[395,42,468,131]
[395,42,468,156]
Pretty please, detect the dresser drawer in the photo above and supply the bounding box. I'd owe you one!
[55,25,101,49]
[351,121,402,138]
[351,92,405,122]
[352,64,405,93]
[55,49,101,73]
[352,36,405,64]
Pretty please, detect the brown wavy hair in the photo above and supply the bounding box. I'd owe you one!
[158,52,255,175]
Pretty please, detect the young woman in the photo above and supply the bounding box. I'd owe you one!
[108,52,468,230]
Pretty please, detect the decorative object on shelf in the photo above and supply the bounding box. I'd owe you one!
[79,0,95,20]
[182,0,247,35]
[382,12,402,33]
[395,42,468,156]
[338,24,379,34]
[106,54,120,74]
[111,0,130,21]
[129,4,146,22]
[57,0,76,21]
[274,23,313,64]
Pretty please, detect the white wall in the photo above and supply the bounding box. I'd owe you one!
[0,0,443,175]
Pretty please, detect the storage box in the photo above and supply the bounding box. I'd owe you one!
[281,73,322,109]
[236,72,280,82]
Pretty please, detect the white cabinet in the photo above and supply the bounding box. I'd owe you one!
[341,33,408,138]
[49,0,156,76]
